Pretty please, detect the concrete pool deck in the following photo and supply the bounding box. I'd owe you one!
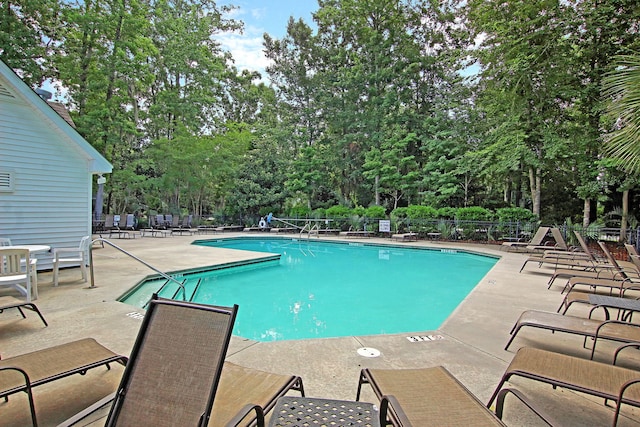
[2,233,640,426]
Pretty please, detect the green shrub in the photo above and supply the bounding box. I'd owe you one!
[351,205,366,217]
[312,208,326,219]
[365,205,386,218]
[456,206,494,221]
[496,207,537,222]
[390,207,408,220]
[406,205,438,219]
[437,207,457,219]
[288,205,311,218]
[326,205,352,218]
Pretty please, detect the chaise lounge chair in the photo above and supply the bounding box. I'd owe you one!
[0,338,128,426]
[488,346,640,426]
[0,295,47,326]
[504,310,640,358]
[62,296,304,427]
[355,366,556,426]
[501,226,549,252]
[525,227,572,252]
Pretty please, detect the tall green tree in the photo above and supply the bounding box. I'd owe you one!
[0,0,61,85]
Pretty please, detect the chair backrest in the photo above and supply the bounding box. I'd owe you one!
[0,248,29,276]
[79,235,92,252]
[528,227,549,245]
[549,228,568,250]
[125,214,135,229]
[171,215,180,227]
[597,241,630,279]
[104,214,115,228]
[105,297,238,427]
[573,231,596,261]
[0,237,12,246]
[155,214,164,227]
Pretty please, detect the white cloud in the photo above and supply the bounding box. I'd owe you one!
[219,32,271,74]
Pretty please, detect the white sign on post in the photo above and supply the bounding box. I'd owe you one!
[379,220,391,233]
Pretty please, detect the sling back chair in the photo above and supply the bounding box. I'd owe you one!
[356,366,556,426]
[104,296,272,427]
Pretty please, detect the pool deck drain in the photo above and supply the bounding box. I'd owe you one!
[357,347,380,358]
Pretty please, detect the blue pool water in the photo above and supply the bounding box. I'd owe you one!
[120,238,497,341]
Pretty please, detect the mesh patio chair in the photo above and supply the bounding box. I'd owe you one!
[488,346,640,426]
[0,338,127,426]
[104,296,279,427]
[356,366,555,426]
[62,298,304,426]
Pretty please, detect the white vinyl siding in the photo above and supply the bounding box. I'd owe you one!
[0,75,100,269]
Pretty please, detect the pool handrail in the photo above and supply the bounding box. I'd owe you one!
[88,238,186,301]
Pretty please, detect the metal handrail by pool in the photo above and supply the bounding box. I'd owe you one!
[88,238,186,301]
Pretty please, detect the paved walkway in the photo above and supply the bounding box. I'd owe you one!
[2,233,640,426]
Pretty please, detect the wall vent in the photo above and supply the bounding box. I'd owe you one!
[0,171,15,192]
[0,81,15,99]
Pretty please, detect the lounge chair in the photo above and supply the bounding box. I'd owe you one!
[103,214,132,239]
[525,227,571,252]
[547,239,640,290]
[0,338,128,426]
[557,287,640,315]
[0,248,34,301]
[104,297,247,426]
[501,226,549,251]
[0,295,47,326]
[355,366,556,426]
[504,309,640,358]
[488,346,640,426]
[53,236,91,287]
[391,232,418,242]
[62,296,303,427]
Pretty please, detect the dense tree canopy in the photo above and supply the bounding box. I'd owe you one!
[1,0,639,229]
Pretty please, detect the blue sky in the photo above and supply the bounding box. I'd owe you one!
[218,1,319,79]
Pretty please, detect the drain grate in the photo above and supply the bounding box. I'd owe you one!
[406,334,444,342]
[357,347,381,358]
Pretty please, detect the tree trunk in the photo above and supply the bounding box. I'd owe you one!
[375,175,380,206]
[620,189,629,242]
[528,167,541,216]
[583,198,590,228]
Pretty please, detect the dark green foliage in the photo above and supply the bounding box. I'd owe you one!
[456,207,494,221]
[495,207,537,223]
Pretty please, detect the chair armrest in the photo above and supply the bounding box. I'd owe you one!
[1,367,37,426]
[494,388,557,426]
[379,395,413,427]
[612,342,640,365]
[223,403,265,427]
[52,248,82,255]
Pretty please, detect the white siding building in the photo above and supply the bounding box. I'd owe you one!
[0,60,112,270]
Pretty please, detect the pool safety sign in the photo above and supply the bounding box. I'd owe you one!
[379,220,391,233]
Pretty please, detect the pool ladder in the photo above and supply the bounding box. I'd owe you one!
[88,238,187,301]
[299,223,319,239]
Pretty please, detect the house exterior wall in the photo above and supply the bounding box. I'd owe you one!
[0,65,111,270]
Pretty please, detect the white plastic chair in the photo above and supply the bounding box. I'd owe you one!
[0,237,38,299]
[53,236,92,287]
[0,248,33,302]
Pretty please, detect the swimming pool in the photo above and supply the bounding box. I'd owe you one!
[120,238,497,341]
